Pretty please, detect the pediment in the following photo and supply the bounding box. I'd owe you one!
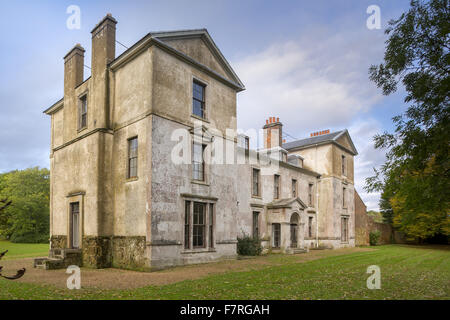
[150,30,244,90]
[267,197,307,210]
[334,130,358,155]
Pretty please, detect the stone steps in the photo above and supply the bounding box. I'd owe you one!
[33,248,82,270]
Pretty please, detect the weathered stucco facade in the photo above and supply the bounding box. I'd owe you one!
[41,14,359,270]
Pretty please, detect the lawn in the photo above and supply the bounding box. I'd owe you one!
[0,245,448,300]
[0,240,48,260]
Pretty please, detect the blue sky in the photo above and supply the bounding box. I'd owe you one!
[0,0,413,209]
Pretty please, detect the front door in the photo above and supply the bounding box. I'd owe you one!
[290,224,298,248]
[70,202,80,249]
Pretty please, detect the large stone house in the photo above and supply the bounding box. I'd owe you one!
[37,14,358,270]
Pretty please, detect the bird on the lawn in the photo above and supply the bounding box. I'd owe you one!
[0,250,8,260]
[0,268,26,280]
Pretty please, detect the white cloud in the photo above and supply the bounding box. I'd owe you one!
[233,31,387,210]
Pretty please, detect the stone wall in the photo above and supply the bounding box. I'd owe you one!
[111,236,148,270]
[81,236,112,268]
[354,190,405,245]
[50,235,67,249]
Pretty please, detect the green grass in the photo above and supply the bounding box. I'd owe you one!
[0,240,49,260]
[0,245,449,300]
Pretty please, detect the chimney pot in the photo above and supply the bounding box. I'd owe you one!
[266,119,269,125]
[276,117,279,123]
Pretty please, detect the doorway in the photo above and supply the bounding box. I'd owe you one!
[290,213,299,248]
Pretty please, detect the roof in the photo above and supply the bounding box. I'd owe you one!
[283,129,358,155]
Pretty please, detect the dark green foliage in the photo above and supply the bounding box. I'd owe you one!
[237,235,262,256]
[0,167,50,243]
[369,231,381,246]
[366,0,450,240]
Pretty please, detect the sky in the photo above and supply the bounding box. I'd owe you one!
[0,0,413,210]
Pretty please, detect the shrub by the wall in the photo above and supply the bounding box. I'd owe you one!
[369,230,381,246]
[237,235,262,256]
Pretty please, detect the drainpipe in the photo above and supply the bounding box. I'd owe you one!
[316,178,320,248]
[314,144,319,248]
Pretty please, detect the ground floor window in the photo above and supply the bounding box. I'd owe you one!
[252,211,259,238]
[341,216,349,243]
[184,201,215,249]
[272,223,281,248]
[308,216,313,238]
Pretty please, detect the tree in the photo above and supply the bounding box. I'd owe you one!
[366,0,450,240]
[0,167,50,243]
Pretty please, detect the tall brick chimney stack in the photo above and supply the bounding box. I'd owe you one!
[263,117,283,149]
[64,43,85,93]
[91,13,117,128]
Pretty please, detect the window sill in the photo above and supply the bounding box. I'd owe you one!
[251,195,262,199]
[77,126,87,134]
[191,114,209,123]
[181,248,216,254]
[126,177,139,183]
[191,179,209,186]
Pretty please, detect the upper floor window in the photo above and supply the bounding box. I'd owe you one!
[274,174,280,199]
[252,168,260,197]
[192,143,206,181]
[244,136,249,150]
[127,137,138,179]
[342,155,347,176]
[308,183,314,206]
[193,81,205,118]
[292,179,297,198]
[343,187,347,208]
[79,95,88,129]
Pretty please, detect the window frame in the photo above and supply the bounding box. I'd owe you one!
[192,80,206,119]
[192,142,206,182]
[308,183,314,207]
[193,202,206,248]
[342,154,347,176]
[252,211,260,239]
[127,136,138,179]
[78,94,88,130]
[341,216,349,243]
[274,174,280,199]
[342,186,347,208]
[308,216,313,238]
[184,201,191,249]
[272,223,281,248]
[252,168,261,197]
[292,179,297,198]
